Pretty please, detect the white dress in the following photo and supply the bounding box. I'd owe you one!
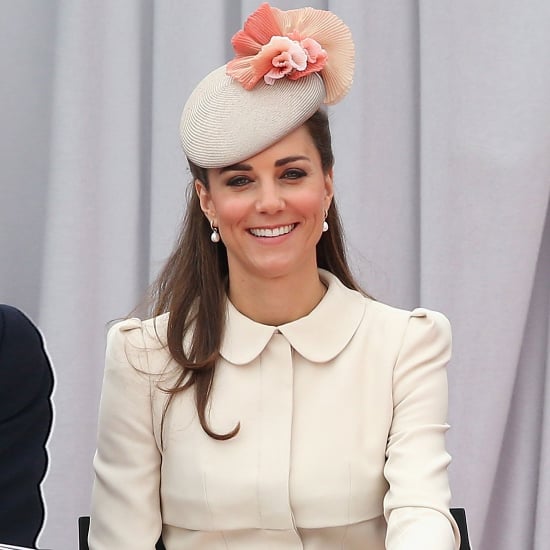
[89,269,460,549]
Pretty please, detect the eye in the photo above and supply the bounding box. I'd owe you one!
[282,168,307,180]
[227,175,252,187]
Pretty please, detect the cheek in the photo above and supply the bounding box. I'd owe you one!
[295,188,327,216]
[212,196,249,226]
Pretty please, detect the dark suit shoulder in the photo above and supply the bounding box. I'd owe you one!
[0,304,54,418]
[0,304,43,346]
[0,305,52,547]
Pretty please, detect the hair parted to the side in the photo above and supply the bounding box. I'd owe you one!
[150,109,365,440]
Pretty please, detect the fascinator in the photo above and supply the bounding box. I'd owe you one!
[180,2,354,168]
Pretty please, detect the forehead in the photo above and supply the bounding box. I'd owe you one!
[218,125,318,170]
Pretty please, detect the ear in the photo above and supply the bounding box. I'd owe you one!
[195,179,216,220]
[324,168,334,211]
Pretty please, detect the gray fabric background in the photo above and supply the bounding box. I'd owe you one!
[1,1,549,548]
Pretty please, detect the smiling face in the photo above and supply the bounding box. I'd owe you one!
[195,124,334,286]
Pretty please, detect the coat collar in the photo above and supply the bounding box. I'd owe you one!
[219,270,366,365]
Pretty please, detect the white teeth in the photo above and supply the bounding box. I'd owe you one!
[250,224,295,237]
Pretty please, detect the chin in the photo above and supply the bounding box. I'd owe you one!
[253,265,294,280]
[253,258,315,281]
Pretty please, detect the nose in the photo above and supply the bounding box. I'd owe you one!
[255,180,284,214]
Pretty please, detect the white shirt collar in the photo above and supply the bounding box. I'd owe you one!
[219,269,366,365]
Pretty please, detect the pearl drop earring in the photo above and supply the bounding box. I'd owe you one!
[210,220,220,243]
[322,211,329,232]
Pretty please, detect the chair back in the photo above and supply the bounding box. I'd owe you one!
[450,507,471,550]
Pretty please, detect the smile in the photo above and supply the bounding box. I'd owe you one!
[249,224,296,238]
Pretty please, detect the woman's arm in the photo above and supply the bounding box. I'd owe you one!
[384,308,461,550]
[89,319,162,549]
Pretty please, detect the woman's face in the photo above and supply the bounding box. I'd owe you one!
[196,124,333,284]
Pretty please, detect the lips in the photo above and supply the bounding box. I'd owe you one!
[249,224,296,238]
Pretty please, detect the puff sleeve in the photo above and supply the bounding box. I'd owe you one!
[383,309,461,550]
[89,319,162,549]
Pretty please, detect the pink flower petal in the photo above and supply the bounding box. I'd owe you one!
[271,51,292,68]
[226,56,264,90]
[264,65,293,85]
[231,32,265,56]
[300,38,327,64]
[287,59,325,80]
[249,36,305,77]
[231,3,282,56]
[250,50,280,77]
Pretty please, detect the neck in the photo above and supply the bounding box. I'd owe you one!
[228,268,327,326]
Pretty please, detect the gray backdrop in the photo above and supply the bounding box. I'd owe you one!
[1,1,549,549]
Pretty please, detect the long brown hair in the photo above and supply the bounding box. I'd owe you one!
[150,110,364,440]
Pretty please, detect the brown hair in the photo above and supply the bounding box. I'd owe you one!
[150,109,363,440]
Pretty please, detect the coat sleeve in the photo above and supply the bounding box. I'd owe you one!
[383,308,461,550]
[0,305,53,548]
[89,318,162,549]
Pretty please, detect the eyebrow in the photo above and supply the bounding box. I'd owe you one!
[275,155,310,167]
[219,162,252,174]
[218,155,311,174]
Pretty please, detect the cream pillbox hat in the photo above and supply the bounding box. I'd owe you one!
[180,3,354,169]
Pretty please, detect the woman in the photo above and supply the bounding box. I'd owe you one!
[89,4,460,549]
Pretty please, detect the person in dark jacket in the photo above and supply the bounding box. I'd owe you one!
[0,304,54,548]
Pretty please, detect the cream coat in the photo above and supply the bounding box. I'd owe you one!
[89,270,460,549]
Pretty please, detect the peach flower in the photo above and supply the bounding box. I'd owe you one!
[259,36,308,85]
[300,37,327,65]
[226,2,354,104]
[227,3,328,89]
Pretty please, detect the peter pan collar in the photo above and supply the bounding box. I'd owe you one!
[219,269,366,365]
